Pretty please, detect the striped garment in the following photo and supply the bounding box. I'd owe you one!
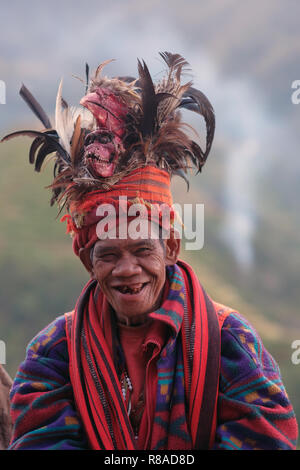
[55,261,220,450]
[63,165,176,259]
[8,265,298,450]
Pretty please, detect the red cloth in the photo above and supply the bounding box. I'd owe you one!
[65,261,223,449]
[61,166,175,257]
[118,322,149,418]
[118,319,167,449]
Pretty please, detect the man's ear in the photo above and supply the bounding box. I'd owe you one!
[164,230,181,266]
[79,247,94,276]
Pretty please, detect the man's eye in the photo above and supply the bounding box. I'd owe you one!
[135,247,151,255]
[96,253,116,262]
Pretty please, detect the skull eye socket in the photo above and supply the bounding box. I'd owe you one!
[84,132,113,146]
[98,133,112,144]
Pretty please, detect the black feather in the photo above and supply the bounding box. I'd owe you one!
[180,86,215,159]
[137,59,157,136]
[53,160,59,178]
[85,63,89,94]
[19,85,52,129]
[29,137,44,164]
[1,130,70,165]
[34,142,56,172]
[137,59,174,137]
[190,141,206,172]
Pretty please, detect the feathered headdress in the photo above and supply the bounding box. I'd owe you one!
[1,52,215,215]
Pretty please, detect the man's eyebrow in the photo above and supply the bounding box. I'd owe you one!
[93,239,156,255]
[131,240,156,248]
[93,245,120,255]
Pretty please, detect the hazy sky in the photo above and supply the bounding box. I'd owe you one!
[1,0,299,120]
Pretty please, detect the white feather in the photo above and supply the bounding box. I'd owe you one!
[70,106,96,132]
[55,79,97,156]
[55,79,71,155]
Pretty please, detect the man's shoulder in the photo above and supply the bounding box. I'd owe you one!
[26,311,74,359]
[211,301,236,328]
[212,301,280,375]
[212,299,262,342]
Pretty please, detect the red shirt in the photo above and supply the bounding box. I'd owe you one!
[118,319,167,449]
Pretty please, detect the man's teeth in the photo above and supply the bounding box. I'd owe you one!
[117,284,145,294]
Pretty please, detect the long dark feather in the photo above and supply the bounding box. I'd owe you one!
[180,86,215,160]
[137,59,175,137]
[19,85,52,129]
[29,137,44,164]
[85,63,89,94]
[137,59,157,136]
[34,142,56,172]
[1,130,70,165]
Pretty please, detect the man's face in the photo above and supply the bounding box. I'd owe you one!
[88,225,180,325]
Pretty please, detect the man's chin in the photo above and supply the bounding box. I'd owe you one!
[113,303,152,324]
[109,297,155,325]
[115,311,151,326]
[105,282,163,324]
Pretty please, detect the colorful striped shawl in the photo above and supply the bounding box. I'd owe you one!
[65,260,224,450]
[8,265,298,450]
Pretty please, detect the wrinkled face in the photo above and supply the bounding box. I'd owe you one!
[83,129,124,178]
[86,224,180,325]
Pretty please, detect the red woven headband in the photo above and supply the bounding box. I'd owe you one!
[62,166,174,256]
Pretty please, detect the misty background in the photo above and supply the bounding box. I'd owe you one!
[0,0,300,430]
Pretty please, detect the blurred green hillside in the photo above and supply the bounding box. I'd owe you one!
[0,138,299,430]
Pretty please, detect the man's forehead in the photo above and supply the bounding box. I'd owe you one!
[97,218,161,239]
[93,236,159,252]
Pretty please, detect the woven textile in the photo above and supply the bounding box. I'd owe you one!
[8,265,298,450]
[64,261,220,449]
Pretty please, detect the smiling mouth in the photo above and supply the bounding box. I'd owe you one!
[113,282,148,295]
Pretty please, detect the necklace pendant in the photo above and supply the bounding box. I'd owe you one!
[121,369,133,414]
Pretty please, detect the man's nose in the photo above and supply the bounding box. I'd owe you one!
[112,254,142,277]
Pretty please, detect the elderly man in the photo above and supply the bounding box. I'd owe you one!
[3,53,298,450]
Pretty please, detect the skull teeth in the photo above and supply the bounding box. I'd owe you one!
[87,152,106,161]
[86,152,115,164]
